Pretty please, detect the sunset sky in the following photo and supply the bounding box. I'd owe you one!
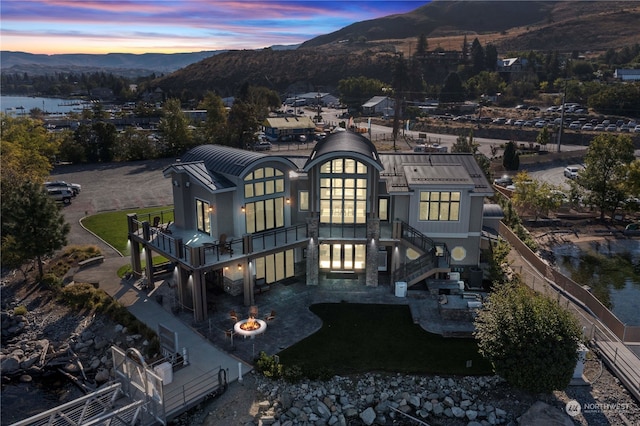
[1,1,429,55]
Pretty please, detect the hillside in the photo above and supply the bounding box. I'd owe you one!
[0,51,225,77]
[153,0,640,97]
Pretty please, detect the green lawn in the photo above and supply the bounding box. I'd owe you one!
[81,206,173,255]
[278,303,492,376]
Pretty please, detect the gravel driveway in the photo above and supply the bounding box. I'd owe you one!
[49,158,175,255]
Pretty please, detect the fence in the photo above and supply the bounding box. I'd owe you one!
[498,222,640,342]
[499,222,640,401]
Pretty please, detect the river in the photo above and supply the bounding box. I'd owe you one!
[553,239,640,326]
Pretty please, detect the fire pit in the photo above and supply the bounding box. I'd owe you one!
[234,317,267,338]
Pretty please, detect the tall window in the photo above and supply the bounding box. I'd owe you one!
[244,167,285,233]
[254,249,294,284]
[319,158,367,224]
[196,199,211,233]
[299,190,309,211]
[379,198,389,221]
[419,191,461,221]
[319,243,365,271]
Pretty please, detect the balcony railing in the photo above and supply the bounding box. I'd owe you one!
[130,213,308,269]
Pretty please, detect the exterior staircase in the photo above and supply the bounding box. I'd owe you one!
[395,221,450,286]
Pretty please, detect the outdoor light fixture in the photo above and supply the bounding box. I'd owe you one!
[237,264,242,270]
[286,197,291,204]
[185,181,190,188]
[208,206,214,213]
[241,205,245,212]
[173,180,180,187]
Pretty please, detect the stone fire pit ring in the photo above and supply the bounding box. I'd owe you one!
[234,318,267,338]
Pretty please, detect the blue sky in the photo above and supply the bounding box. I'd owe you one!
[1,1,429,55]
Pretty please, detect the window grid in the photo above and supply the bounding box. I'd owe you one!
[244,167,286,233]
[319,159,368,225]
[419,191,461,221]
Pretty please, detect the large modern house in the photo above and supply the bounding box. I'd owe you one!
[127,132,500,322]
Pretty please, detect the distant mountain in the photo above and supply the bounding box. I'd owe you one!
[0,50,226,77]
[301,0,556,48]
[154,0,640,97]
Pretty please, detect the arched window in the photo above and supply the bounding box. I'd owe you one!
[319,158,368,224]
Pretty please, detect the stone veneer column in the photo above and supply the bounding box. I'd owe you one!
[365,218,380,287]
[306,217,319,286]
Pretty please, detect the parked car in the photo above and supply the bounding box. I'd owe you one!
[581,124,594,131]
[45,180,81,195]
[569,121,581,130]
[634,125,640,133]
[253,141,272,151]
[493,175,513,187]
[605,124,617,132]
[564,166,581,179]
[46,187,73,204]
[535,120,547,128]
[594,124,606,131]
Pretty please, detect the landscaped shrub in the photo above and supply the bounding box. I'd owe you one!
[13,305,27,316]
[40,273,63,289]
[282,364,304,383]
[255,351,283,379]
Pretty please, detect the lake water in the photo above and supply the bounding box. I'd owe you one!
[1,95,89,116]
[554,239,640,326]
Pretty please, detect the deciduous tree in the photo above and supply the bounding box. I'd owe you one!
[474,280,582,394]
[580,134,634,220]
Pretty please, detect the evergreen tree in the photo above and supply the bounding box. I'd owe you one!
[502,141,520,171]
[439,72,465,103]
[416,33,428,57]
[470,38,485,75]
[1,180,70,279]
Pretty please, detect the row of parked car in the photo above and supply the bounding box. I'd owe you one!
[44,180,82,205]
[567,119,640,133]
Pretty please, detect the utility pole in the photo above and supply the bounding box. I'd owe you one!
[556,80,567,153]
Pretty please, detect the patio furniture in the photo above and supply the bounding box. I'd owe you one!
[219,234,229,254]
[255,277,269,293]
[249,305,258,318]
[152,216,161,228]
[265,310,276,321]
[229,310,238,322]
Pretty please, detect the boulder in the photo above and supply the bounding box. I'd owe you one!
[519,401,574,426]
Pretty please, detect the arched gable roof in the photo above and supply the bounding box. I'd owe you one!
[303,131,383,172]
[180,144,297,178]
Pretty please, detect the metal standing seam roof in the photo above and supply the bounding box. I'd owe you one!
[163,161,234,191]
[180,144,267,177]
[168,145,302,191]
[304,131,383,171]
